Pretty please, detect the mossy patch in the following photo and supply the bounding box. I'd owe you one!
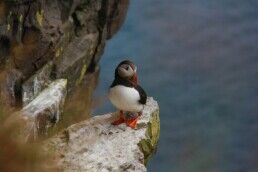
[76,64,87,86]
[7,11,12,31]
[19,14,23,31]
[149,109,160,146]
[138,109,160,165]
[19,14,23,22]
[7,24,10,31]
[55,49,60,58]
[36,10,44,26]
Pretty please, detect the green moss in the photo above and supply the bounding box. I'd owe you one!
[7,11,12,31]
[19,14,23,22]
[55,49,60,58]
[7,24,10,31]
[55,47,63,58]
[138,139,152,165]
[76,64,87,86]
[138,109,160,165]
[149,109,160,146]
[36,10,44,26]
[19,14,23,31]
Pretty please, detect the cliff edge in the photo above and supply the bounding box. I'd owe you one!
[45,97,160,172]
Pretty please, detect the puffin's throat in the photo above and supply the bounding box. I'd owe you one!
[131,74,138,85]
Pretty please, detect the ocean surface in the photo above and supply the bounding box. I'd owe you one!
[93,0,258,171]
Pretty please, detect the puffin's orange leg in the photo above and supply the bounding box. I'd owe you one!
[112,110,125,125]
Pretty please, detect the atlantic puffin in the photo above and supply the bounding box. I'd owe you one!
[108,60,147,129]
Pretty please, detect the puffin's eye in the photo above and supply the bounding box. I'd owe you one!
[125,66,129,70]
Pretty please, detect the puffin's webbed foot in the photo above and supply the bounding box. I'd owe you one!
[126,117,138,129]
[126,111,143,129]
[112,110,125,125]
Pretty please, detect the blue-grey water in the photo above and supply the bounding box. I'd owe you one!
[93,0,258,171]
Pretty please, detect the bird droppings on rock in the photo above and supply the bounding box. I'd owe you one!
[44,97,160,172]
[22,79,67,141]
[22,61,54,106]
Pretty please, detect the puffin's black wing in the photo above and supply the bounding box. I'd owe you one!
[135,85,147,105]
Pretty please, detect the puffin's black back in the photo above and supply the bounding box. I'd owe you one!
[135,85,147,104]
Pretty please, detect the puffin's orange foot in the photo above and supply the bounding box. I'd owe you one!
[126,117,138,129]
[112,111,125,125]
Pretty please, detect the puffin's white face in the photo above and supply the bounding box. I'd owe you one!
[118,63,137,79]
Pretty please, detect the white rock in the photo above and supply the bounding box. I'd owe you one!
[45,97,160,172]
[22,61,53,106]
[22,79,67,141]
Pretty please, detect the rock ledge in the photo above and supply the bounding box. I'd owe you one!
[45,97,160,172]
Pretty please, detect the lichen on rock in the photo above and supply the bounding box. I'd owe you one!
[138,108,160,165]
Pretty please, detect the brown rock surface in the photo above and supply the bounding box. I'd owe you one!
[0,0,129,107]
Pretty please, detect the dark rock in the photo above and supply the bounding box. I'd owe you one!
[106,0,129,39]
[0,0,129,107]
[1,68,24,107]
[0,35,10,66]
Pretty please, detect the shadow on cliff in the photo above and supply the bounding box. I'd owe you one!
[0,72,57,172]
[0,70,96,172]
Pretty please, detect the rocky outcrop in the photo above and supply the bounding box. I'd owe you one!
[0,0,129,139]
[106,0,129,39]
[22,79,67,141]
[0,1,160,171]
[22,61,53,106]
[0,0,129,106]
[45,97,160,172]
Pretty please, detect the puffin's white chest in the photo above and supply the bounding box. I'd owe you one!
[108,85,143,112]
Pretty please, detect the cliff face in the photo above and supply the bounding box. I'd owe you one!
[0,1,161,170]
[0,0,129,138]
[0,0,129,105]
[45,98,160,172]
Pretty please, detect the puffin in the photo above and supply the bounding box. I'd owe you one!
[108,60,147,129]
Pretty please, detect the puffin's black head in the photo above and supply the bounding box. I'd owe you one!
[115,60,137,80]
